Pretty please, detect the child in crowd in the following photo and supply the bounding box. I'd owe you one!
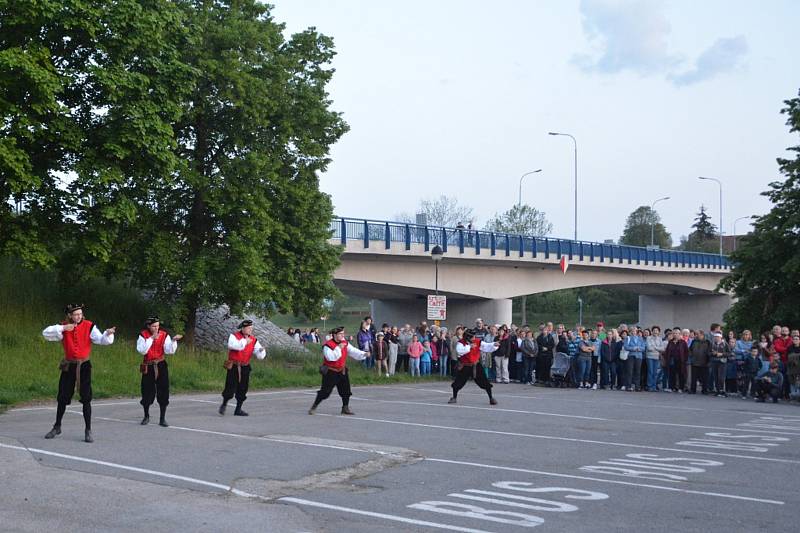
[420,340,433,376]
[739,345,760,398]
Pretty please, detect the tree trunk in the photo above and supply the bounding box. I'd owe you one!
[521,295,527,326]
[183,294,199,347]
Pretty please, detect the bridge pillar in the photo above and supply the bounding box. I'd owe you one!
[638,294,733,330]
[371,298,512,329]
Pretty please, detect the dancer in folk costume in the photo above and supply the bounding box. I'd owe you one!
[308,327,368,415]
[136,317,182,427]
[448,328,499,405]
[42,304,115,443]
[219,319,266,416]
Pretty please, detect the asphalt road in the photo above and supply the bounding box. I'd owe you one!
[2,381,799,532]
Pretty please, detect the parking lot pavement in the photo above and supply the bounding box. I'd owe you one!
[2,383,799,532]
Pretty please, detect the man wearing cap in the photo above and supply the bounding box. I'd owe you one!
[136,317,182,426]
[219,319,266,416]
[308,327,368,415]
[42,304,116,443]
[449,328,499,405]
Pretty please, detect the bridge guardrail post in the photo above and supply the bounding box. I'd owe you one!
[475,231,481,255]
[544,238,550,259]
[490,232,496,256]
[556,240,562,259]
[458,229,464,253]
[340,218,347,245]
[424,226,430,252]
[385,222,391,250]
[404,224,411,250]
[505,234,510,256]
[363,219,369,248]
[579,242,584,261]
[530,236,536,258]
[441,227,448,253]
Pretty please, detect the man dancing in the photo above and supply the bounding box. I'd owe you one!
[136,317,182,427]
[308,327,368,415]
[42,304,115,443]
[449,328,499,405]
[219,319,266,416]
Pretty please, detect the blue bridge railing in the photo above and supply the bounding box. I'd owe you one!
[330,217,731,270]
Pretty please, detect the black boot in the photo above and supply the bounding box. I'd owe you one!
[44,426,61,439]
[308,402,319,415]
[141,405,150,425]
[234,402,248,416]
[218,400,227,415]
[159,405,168,427]
[341,405,354,415]
[84,429,93,443]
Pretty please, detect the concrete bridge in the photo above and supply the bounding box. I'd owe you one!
[328,217,732,329]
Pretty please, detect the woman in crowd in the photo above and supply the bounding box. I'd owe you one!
[645,326,666,391]
[407,334,423,377]
[600,328,621,389]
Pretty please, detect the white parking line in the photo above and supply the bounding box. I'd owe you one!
[279,496,493,533]
[318,414,800,464]
[0,442,255,496]
[345,396,800,436]
[424,458,784,505]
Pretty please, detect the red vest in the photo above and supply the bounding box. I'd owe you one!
[228,331,256,365]
[61,320,94,361]
[323,339,347,371]
[141,329,168,362]
[458,338,482,366]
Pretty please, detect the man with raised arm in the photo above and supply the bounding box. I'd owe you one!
[448,327,499,405]
[308,326,368,415]
[136,316,182,427]
[219,319,266,416]
[42,304,115,443]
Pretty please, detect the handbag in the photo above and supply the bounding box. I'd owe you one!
[319,364,329,376]
[619,348,629,361]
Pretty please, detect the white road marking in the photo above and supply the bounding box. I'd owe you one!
[0,442,255,497]
[345,395,800,436]
[279,496,494,533]
[425,458,784,505]
[318,414,800,464]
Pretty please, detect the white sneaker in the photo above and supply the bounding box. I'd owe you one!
[386,373,390,377]
[592,383,598,390]
[620,386,626,391]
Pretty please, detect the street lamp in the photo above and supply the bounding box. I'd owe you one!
[732,215,751,251]
[577,296,583,327]
[549,132,578,240]
[431,245,443,296]
[698,176,723,255]
[518,169,542,207]
[650,196,670,247]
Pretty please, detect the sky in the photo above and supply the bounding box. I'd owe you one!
[273,0,800,242]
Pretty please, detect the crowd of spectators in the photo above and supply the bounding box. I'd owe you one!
[303,317,800,405]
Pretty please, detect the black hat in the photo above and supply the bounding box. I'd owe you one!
[238,319,254,329]
[64,303,84,314]
[145,316,160,326]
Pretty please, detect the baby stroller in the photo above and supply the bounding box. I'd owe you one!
[551,351,574,388]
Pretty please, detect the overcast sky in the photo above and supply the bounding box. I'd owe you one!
[274,0,799,242]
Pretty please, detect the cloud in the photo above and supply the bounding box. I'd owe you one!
[572,0,748,86]
[572,0,681,75]
[669,36,748,86]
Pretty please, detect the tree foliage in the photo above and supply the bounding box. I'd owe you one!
[396,195,475,228]
[681,205,719,252]
[1,1,347,342]
[721,91,800,332]
[484,204,553,237]
[618,205,672,248]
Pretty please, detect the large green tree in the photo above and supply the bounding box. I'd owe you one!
[83,1,347,341]
[721,91,800,332]
[618,205,672,248]
[0,0,189,268]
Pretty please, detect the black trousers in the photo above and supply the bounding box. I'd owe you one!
[222,364,251,403]
[690,365,708,393]
[397,352,410,373]
[451,362,493,397]
[141,361,169,408]
[756,380,781,401]
[57,360,92,405]
[536,353,552,382]
[313,369,352,406]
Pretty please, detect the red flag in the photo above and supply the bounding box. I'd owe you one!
[560,256,569,274]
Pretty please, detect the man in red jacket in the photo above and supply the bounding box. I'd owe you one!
[42,304,116,443]
[136,316,182,427]
[219,319,266,416]
[449,328,499,405]
[308,327,367,415]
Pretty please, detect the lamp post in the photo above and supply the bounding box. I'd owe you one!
[549,132,578,240]
[431,245,443,296]
[518,169,542,207]
[698,176,723,255]
[732,215,751,251]
[577,296,583,327]
[650,196,670,247]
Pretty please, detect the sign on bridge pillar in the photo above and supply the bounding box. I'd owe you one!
[427,295,447,322]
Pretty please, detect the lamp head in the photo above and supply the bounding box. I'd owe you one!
[431,245,444,263]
